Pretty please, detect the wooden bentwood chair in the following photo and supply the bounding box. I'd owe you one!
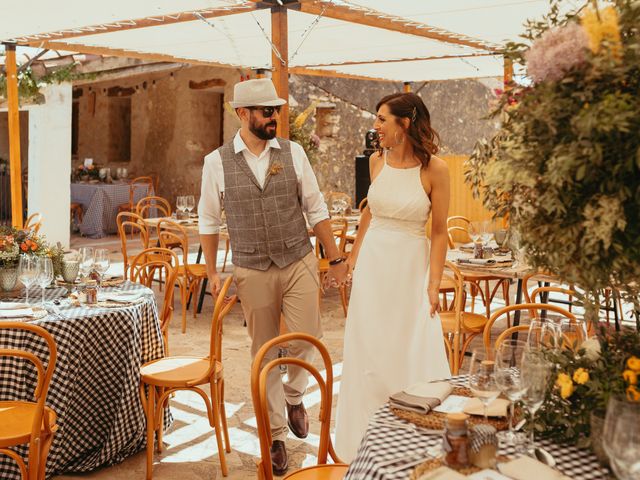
[139,276,237,479]
[316,218,349,316]
[251,332,349,480]
[0,322,58,480]
[116,212,149,277]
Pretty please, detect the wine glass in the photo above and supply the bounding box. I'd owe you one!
[36,257,54,306]
[495,339,528,444]
[480,220,493,247]
[603,396,640,479]
[93,248,110,286]
[18,255,38,304]
[520,350,551,454]
[78,247,94,281]
[554,318,588,351]
[468,348,501,422]
[527,319,561,350]
[469,221,483,244]
[494,228,508,252]
[185,195,195,216]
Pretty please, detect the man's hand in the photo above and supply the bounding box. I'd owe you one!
[428,286,441,318]
[208,271,221,298]
[324,261,349,289]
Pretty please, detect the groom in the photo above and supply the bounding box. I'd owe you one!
[199,78,348,475]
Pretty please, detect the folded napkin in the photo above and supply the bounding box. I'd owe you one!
[389,381,453,414]
[498,456,570,480]
[97,291,145,303]
[463,397,510,417]
[0,302,30,310]
[457,258,511,265]
[0,308,34,318]
[417,466,466,480]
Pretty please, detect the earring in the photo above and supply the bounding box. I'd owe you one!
[394,131,404,145]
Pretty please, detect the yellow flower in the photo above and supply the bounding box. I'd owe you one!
[627,385,640,402]
[628,356,640,372]
[556,373,574,399]
[573,368,589,385]
[623,369,638,385]
[581,6,622,60]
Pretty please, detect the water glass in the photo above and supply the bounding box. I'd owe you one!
[176,196,186,213]
[527,319,561,350]
[554,318,588,351]
[495,340,527,443]
[603,396,640,479]
[79,247,94,280]
[494,229,508,249]
[36,257,54,305]
[520,350,551,453]
[469,221,483,244]
[18,255,38,304]
[93,248,110,286]
[468,348,501,422]
[185,195,195,215]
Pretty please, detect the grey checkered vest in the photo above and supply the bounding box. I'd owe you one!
[220,138,312,271]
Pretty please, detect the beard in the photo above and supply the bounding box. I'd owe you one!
[249,116,278,140]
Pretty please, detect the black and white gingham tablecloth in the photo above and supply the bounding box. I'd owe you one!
[0,281,166,479]
[71,182,154,238]
[345,376,611,480]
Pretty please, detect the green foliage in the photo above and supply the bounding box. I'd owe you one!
[289,108,320,165]
[465,0,640,319]
[0,63,94,102]
[535,329,640,446]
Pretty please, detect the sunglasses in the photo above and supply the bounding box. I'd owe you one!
[248,105,282,118]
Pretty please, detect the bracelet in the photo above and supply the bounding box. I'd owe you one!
[328,257,344,266]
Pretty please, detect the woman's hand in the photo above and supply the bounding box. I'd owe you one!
[428,286,440,318]
[345,255,356,283]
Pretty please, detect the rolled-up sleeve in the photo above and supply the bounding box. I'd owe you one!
[291,141,329,228]
[198,150,224,234]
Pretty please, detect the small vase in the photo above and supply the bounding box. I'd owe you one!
[590,412,609,467]
[0,267,18,292]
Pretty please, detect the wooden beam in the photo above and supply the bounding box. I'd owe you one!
[289,66,396,83]
[35,41,242,70]
[271,5,289,139]
[294,0,497,52]
[295,52,497,68]
[189,78,226,90]
[4,44,23,228]
[503,57,514,86]
[18,3,258,44]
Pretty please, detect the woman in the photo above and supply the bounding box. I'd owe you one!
[334,93,451,461]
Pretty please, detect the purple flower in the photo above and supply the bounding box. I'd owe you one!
[525,23,589,83]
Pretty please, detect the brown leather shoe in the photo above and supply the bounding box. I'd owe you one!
[270,440,288,476]
[286,401,309,439]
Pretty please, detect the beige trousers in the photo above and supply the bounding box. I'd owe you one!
[234,250,321,442]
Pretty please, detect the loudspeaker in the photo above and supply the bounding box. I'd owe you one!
[355,154,371,208]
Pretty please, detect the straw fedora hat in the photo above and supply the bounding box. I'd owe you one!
[229,78,287,108]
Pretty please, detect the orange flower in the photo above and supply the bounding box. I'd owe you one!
[20,242,28,252]
[627,385,640,402]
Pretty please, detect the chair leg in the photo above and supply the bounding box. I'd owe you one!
[144,384,156,480]
[501,280,511,328]
[180,280,188,334]
[210,381,228,476]
[156,387,165,454]
[340,285,348,316]
[219,379,231,453]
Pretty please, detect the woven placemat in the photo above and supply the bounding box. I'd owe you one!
[390,386,510,431]
[0,306,48,322]
[410,456,510,479]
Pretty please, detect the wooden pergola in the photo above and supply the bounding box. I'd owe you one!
[3,0,514,228]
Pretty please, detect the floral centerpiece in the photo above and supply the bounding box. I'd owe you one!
[465,0,640,320]
[535,329,640,451]
[72,163,100,181]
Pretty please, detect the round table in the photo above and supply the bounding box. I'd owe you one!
[0,281,165,479]
[344,375,610,480]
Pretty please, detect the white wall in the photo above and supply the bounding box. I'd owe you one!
[26,83,72,247]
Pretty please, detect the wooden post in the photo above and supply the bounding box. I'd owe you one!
[271,5,289,139]
[403,81,411,93]
[254,68,267,79]
[503,56,513,87]
[5,43,23,228]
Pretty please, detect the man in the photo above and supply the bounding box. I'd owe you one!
[198,78,348,475]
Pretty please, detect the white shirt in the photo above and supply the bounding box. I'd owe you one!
[198,130,330,234]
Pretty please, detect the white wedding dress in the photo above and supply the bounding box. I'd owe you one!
[334,152,451,462]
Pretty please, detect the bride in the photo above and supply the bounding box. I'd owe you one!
[335,92,451,461]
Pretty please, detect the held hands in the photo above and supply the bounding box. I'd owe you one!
[427,287,441,318]
[324,260,350,290]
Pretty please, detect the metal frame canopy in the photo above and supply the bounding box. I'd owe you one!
[0,0,557,226]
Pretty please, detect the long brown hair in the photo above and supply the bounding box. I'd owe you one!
[375,92,440,168]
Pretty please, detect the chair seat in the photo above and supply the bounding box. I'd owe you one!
[440,311,488,334]
[284,464,349,480]
[141,356,222,387]
[0,402,57,447]
[177,264,208,277]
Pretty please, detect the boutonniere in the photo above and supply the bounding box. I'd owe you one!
[268,162,284,176]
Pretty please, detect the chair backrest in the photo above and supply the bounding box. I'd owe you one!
[157,219,189,264]
[129,248,179,337]
[136,195,171,219]
[116,212,149,271]
[482,303,577,356]
[0,322,57,472]
[358,197,368,211]
[128,176,155,207]
[24,212,43,234]
[315,218,348,259]
[446,216,471,248]
[251,332,342,480]
[209,276,238,367]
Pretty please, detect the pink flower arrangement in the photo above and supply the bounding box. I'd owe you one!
[524,23,589,83]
